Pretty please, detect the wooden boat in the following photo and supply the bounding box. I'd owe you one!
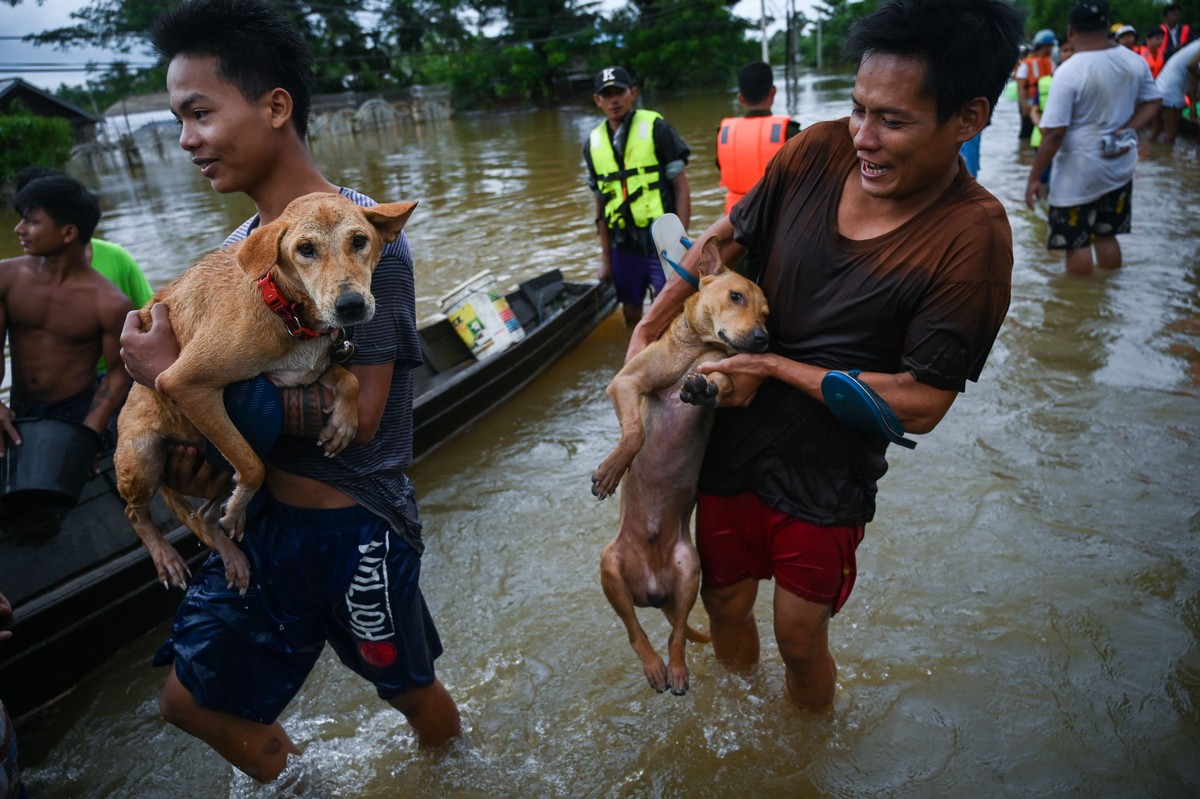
[0,270,616,721]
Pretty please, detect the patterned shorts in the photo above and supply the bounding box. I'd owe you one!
[1047,182,1132,251]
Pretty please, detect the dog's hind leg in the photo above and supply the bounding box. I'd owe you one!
[115,430,191,590]
[161,487,252,594]
[156,371,265,539]
[660,535,704,695]
[601,541,670,692]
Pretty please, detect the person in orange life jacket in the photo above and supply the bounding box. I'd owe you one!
[1015,29,1056,140]
[584,66,691,327]
[1160,3,1194,60]
[716,61,800,215]
[1139,27,1167,77]
[1137,28,1169,140]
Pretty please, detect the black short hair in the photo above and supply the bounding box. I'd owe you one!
[150,0,316,140]
[15,166,68,193]
[1164,3,1181,14]
[14,175,101,244]
[843,0,1023,125]
[737,61,775,104]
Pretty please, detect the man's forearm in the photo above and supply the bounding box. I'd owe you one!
[1124,99,1163,132]
[278,382,333,439]
[671,172,692,230]
[83,369,132,433]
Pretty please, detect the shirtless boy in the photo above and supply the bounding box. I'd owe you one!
[0,174,132,453]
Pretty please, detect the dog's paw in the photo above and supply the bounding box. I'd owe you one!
[211,535,252,596]
[642,656,670,693]
[318,403,358,456]
[680,373,719,407]
[317,421,356,457]
[149,542,192,590]
[591,472,613,500]
[667,663,690,696]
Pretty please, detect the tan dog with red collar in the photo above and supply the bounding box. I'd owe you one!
[115,192,416,593]
[592,235,769,694]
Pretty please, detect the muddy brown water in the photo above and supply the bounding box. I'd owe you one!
[2,72,1198,797]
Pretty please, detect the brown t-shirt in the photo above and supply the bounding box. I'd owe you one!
[699,119,1013,526]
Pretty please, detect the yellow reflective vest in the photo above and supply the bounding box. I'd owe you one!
[589,109,666,232]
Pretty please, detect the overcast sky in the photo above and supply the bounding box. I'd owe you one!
[0,0,822,92]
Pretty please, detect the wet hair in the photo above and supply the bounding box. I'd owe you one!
[843,0,1023,124]
[149,0,316,139]
[737,61,775,105]
[13,175,101,244]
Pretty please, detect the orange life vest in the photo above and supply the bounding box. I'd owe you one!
[1138,45,1166,78]
[1022,55,1054,102]
[717,115,790,214]
[1161,22,1193,56]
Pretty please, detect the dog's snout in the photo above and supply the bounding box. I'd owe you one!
[751,328,769,352]
[335,292,367,322]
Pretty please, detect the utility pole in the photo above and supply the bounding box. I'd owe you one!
[761,0,770,63]
[817,17,823,70]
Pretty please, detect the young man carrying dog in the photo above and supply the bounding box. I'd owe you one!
[118,0,460,784]
[628,0,1021,713]
[0,174,132,455]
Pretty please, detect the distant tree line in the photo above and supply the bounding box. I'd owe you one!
[5,0,758,113]
[8,0,1198,118]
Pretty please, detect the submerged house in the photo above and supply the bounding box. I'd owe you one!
[0,78,102,143]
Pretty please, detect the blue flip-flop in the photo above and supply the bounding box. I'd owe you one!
[821,370,917,449]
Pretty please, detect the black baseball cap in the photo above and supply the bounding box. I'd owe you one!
[1069,1,1109,28]
[595,66,633,93]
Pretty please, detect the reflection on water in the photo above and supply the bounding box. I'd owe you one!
[7,73,1200,797]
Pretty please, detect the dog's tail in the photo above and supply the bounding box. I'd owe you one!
[686,625,712,644]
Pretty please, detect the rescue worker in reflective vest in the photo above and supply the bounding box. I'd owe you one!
[584,66,691,326]
[1015,29,1057,141]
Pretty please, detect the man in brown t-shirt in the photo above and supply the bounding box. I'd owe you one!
[628,0,1020,712]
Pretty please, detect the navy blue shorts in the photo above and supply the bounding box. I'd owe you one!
[153,499,443,725]
[610,246,665,306]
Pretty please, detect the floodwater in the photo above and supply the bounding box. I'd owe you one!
[3,71,1200,797]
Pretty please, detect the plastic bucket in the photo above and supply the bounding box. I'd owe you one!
[2,418,100,512]
[439,271,526,361]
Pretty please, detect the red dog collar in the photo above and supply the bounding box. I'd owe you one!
[257,272,329,339]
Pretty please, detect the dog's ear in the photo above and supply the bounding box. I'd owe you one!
[696,235,726,279]
[236,219,289,278]
[363,201,418,243]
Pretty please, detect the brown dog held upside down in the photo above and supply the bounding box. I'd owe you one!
[592,236,769,694]
[115,192,416,594]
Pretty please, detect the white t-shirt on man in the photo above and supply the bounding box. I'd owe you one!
[1156,39,1200,108]
[1040,44,1161,207]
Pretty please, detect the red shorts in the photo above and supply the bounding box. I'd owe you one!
[696,491,865,614]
